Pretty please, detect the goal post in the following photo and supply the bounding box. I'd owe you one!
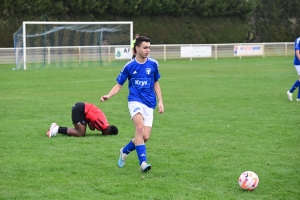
[13,21,133,70]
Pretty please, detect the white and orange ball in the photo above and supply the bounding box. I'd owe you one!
[238,171,259,190]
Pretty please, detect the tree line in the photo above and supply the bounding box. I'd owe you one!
[0,0,299,47]
[1,0,256,19]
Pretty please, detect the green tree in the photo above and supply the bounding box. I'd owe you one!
[252,0,300,42]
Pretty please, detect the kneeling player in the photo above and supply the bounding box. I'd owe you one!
[46,102,118,137]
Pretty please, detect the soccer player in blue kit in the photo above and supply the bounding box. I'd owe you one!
[100,36,164,172]
[287,33,300,101]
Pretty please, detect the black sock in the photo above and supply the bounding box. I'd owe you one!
[58,127,68,135]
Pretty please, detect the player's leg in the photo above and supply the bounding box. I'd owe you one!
[66,123,87,136]
[137,103,154,172]
[132,113,151,172]
[47,102,87,137]
[287,65,300,101]
[46,122,59,138]
[65,102,87,136]
[142,105,154,143]
[117,113,145,169]
[119,125,152,156]
[143,127,152,142]
[120,124,151,157]
[49,122,87,137]
[118,101,142,168]
[139,107,154,172]
[133,113,145,145]
[118,101,151,171]
[297,73,300,101]
[297,80,300,101]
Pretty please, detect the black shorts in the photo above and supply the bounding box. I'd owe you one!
[71,102,86,125]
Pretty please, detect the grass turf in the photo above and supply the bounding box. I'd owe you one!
[0,57,299,199]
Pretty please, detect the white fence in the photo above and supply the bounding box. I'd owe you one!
[0,42,295,65]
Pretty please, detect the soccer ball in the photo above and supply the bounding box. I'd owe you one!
[238,171,259,190]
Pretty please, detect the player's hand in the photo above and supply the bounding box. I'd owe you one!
[158,102,164,114]
[101,95,110,102]
[88,122,95,131]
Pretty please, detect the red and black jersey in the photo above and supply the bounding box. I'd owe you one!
[84,103,109,131]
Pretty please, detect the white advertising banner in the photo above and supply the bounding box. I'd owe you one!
[115,48,132,59]
[234,45,263,56]
[180,46,212,57]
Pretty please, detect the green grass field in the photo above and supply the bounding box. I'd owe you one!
[0,57,299,199]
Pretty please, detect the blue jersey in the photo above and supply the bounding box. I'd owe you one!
[116,57,161,109]
[294,37,300,65]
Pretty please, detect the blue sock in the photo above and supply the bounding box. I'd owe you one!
[122,140,135,155]
[135,144,147,165]
[290,80,300,93]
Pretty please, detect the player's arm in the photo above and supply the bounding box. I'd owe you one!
[154,81,164,114]
[86,112,106,131]
[86,113,99,131]
[101,83,123,102]
[88,122,95,131]
[296,49,300,61]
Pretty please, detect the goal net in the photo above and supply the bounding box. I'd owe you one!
[13,21,133,70]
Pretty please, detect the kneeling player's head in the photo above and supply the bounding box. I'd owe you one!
[102,125,118,135]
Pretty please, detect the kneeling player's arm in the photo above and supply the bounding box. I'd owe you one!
[87,113,106,131]
[86,112,99,131]
[88,122,95,131]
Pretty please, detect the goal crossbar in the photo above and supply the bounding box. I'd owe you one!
[16,21,133,70]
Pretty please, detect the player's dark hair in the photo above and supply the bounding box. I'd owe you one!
[109,125,118,135]
[134,36,150,54]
